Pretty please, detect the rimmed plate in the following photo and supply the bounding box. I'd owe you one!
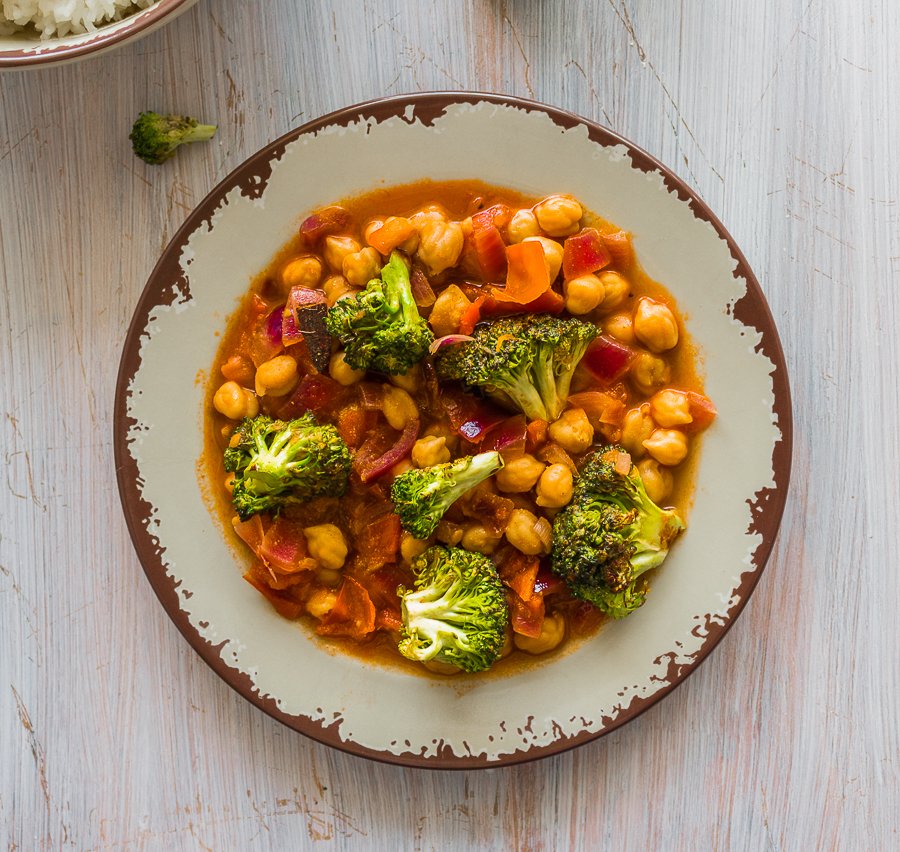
[114,92,792,768]
[0,0,198,69]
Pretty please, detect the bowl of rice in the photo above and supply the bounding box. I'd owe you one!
[0,0,199,68]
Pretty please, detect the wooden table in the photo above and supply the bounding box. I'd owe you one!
[2,1,897,848]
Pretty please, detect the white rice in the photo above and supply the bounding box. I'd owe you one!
[0,0,156,39]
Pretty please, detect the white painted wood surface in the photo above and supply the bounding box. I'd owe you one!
[1,0,897,848]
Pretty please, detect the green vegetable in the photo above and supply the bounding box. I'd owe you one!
[325,252,433,375]
[434,314,597,420]
[551,446,684,618]
[130,111,217,165]
[398,545,509,673]
[223,413,351,520]
[390,451,504,540]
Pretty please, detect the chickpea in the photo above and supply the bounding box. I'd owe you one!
[342,246,382,288]
[514,613,566,655]
[303,523,348,571]
[323,235,361,272]
[461,523,502,555]
[213,380,259,420]
[507,209,541,243]
[389,367,420,394]
[534,195,583,237]
[495,454,545,493]
[650,389,693,427]
[505,509,552,556]
[535,464,574,509]
[280,255,322,291]
[417,219,464,275]
[423,659,461,675]
[306,588,337,619]
[597,271,630,313]
[633,297,679,353]
[436,520,464,546]
[316,567,343,588]
[412,435,451,468]
[409,206,447,229]
[221,353,255,386]
[620,404,654,459]
[401,531,430,562]
[564,273,604,315]
[389,457,414,479]
[323,274,354,307]
[604,313,636,344]
[254,354,299,397]
[382,386,418,431]
[523,236,563,281]
[636,458,674,504]
[424,422,460,452]
[630,351,672,395]
[643,429,689,466]
[329,351,365,386]
[429,284,471,337]
[548,408,594,454]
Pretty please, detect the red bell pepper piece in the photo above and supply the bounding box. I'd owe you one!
[472,225,508,282]
[472,203,512,231]
[316,577,377,640]
[682,391,717,434]
[243,571,305,620]
[600,230,635,269]
[562,228,612,280]
[478,289,565,317]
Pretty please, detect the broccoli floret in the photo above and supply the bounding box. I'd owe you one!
[551,446,685,618]
[398,545,509,673]
[390,451,504,540]
[224,413,351,520]
[324,252,433,375]
[434,314,597,420]
[130,111,217,165]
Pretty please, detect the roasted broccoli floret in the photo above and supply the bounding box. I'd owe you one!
[398,545,509,673]
[130,111,217,165]
[551,446,685,618]
[434,314,597,420]
[390,451,504,540]
[224,413,351,520]
[324,251,433,375]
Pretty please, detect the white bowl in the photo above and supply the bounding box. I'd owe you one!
[0,0,198,68]
[115,93,792,768]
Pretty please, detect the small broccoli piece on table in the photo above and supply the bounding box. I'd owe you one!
[398,545,509,673]
[434,314,597,421]
[551,446,684,619]
[224,413,351,520]
[130,111,217,165]
[390,451,504,540]
[324,251,433,375]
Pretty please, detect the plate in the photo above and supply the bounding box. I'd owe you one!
[0,0,198,68]
[114,93,792,768]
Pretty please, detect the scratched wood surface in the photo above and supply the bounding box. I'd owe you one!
[1,0,898,848]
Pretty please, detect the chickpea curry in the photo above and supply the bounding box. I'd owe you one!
[206,180,716,676]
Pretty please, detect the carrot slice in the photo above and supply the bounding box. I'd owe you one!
[493,241,551,303]
[367,218,416,255]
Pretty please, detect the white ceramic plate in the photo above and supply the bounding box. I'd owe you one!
[0,0,198,68]
[115,93,792,768]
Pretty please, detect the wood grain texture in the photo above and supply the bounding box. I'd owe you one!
[1,0,897,848]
